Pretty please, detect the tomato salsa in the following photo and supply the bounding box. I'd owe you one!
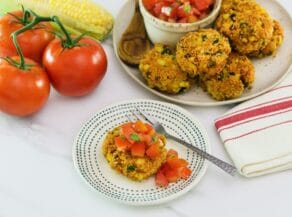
[142,0,215,23]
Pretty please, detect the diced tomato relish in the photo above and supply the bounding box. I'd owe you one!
[117,120,164,159]
[114,120,192,187]
[155,149,192,187]
[143,0,214,23]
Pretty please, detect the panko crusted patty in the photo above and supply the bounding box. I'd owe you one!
[205,52,255,101]
[176,29,231,78]
[250,20,284,57]
[221,0,258,13]
[139,44,191,94]
[102,127,167,181]
[216,0,274,55]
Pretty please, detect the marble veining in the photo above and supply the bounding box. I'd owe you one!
[0,115,71,161]
[165,206,189,217]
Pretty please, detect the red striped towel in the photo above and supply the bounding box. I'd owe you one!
[215,72,292,177]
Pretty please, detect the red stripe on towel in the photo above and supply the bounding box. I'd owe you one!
[214,96,292,123]
[215,100,292,129]
[223,120,292,144]
[218,108,292,133]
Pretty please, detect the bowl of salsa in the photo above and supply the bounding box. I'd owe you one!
[139,0,222,45]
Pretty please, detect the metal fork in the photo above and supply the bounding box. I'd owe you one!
[132,107,237,176]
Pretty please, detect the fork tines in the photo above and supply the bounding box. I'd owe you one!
[125,107,153,125]
[134,106,154,125]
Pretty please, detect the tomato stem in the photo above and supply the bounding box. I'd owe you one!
[10,8,77,69]
[22,6,31,25]
[11,14,52,69]
[51,16,74,47]
[7,9,30,26]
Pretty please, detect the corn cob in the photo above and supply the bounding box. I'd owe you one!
[18,0,114,41]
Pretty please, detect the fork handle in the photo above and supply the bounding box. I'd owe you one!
[166,134,237,176]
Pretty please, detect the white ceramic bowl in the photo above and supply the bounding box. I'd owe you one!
[139,0,222,46]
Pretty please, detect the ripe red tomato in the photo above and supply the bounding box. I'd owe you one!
[142,0,158,10]
[42,37,107,97]
[191,0,214,11]
[0,57,50,116]
[0,10,55,63]
[144,0,214,23]
[153,2,167,17]
[177,3,192,18]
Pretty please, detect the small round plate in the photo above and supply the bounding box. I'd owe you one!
[72,99,210,205]
[113,0,292,106]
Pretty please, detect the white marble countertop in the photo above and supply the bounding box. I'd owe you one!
[0,0,291,216]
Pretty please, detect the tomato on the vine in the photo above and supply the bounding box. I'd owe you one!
[0,10,55,63]
[0,57,50,116]
[43,37,107,97]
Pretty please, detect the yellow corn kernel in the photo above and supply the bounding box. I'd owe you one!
[157,59,166,66]
[18,0,114,41]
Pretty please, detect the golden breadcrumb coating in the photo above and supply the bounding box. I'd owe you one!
[216,4,274,55]
[221,0,258,13]
[205,52,255,101]
[176,29,231,78]
[206,76,244,101]
[139,44,191,94]
[250,20,284,57]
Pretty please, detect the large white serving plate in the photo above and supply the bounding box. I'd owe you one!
[113,0,292,106]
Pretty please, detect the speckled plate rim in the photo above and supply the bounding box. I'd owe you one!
[72,99,210,206]
[113,0,292,107]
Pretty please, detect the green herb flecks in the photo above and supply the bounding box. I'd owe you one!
[151,135,158,143]
[130,133,140,142]
[202,35,208,41]
[184,4,191,13]
[213,39,219,44]
[161,47,172,55]
[127,165,136,172]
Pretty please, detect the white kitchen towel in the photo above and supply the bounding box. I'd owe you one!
[215,71,292,177]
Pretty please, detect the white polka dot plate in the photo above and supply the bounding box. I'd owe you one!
[72,99,210,205]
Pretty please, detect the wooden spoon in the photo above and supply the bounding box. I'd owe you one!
[118,0,152,65]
